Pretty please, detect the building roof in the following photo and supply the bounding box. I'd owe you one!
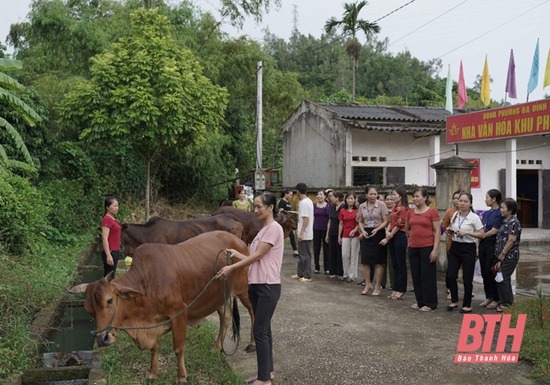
[318,103,453,122]
[314,102,459,134]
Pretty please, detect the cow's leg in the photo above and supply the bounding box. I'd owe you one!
[147,341,160,382]
[213,298,232,352]
[238,293,256,353]
[171,315,188,385]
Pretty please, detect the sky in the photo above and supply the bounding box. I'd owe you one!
[1,0,550,104]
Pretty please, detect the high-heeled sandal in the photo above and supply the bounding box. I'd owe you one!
[372,288,381,296]
[361,284,373,295]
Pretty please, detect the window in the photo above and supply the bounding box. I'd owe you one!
[352,167,405,186]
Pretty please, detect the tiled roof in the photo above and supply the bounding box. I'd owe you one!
[318,103,453,123]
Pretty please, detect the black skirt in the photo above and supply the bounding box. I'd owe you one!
[360,228,387,265]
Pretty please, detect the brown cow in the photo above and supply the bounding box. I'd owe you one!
[212,206,297,244]
[121,214,243,257]
[69,231,249,385]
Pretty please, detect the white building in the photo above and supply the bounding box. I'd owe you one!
[282,100,550,228]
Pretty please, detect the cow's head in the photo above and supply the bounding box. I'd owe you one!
[120,222,138,257]
[69,272,142,347]
[276,210,298,239]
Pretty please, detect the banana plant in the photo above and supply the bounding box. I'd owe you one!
[0,58,41,173]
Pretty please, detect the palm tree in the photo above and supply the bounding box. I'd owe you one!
[0,58,41,172]
[325,0,380,101]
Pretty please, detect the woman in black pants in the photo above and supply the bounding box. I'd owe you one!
[325,191,344,278]
[493,198,522,312]
[478,189,503,309]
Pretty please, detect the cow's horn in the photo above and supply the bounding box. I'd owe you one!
[68,283,89,294]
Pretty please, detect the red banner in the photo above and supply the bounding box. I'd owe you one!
[466,159,480,189]
[446,99,550,144]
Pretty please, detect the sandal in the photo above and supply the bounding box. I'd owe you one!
[486,301,500,309]
[479,299,492,307]
[372,289,381,296]
[392,292,405,300]
[447,303,459,311]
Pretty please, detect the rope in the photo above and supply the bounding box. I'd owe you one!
[91,249,241,355]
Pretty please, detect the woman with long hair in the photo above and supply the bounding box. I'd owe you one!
[216,192,284,385]
[445,192,484,313]
[405,188,441,312]
[357,186,389,296]
[381,187,409,300]
[338,192,360,282]
[493,198,522,312]
[478,189,503,309]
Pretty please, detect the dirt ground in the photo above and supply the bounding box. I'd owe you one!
[222,244,541,385]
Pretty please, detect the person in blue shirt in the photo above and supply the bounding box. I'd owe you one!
[477,189,503,309]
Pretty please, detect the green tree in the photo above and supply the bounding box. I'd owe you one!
[0,59,41,173]
[60,9,228,217]
[325,0,380,101]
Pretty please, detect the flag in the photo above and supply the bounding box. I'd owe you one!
[527,38,539,95]
[458,61,468,109]
[445,64,453,113]
[505,49,517,99]
[480,55,490,107]
[544,48,550,89]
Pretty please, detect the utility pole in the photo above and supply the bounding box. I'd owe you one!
[255,61,266,192]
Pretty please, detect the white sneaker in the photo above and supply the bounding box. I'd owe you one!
[299,277,312,282]
[290,274,301,280]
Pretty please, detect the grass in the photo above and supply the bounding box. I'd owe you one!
[0,234,92,379]
[508,289,550,384]
[100,321,244,385]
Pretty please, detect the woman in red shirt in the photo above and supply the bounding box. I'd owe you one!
[380,187,409,300]
[405,188,441,312]
[101,197,122,277]
[338,193,359,282]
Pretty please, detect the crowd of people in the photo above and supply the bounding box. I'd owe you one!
[285,183,522,314]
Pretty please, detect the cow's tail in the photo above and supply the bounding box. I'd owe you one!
[231,296,240,342]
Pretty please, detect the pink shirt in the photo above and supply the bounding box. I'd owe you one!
[248,221,284,284]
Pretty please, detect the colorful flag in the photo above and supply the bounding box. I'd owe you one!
[458,61,468,109]
[480,55,490,107]
[544,48,550,89]
[527,38,539,95]
[445,64,453,113]
[505,49,517,99]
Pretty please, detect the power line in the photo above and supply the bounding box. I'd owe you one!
[388,0,469,49]
[436,0,550,59]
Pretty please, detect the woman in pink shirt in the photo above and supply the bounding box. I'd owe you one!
[101,197,121,277]
[216,192,283,385]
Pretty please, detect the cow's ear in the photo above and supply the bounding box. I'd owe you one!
[104,272,115,283]
[68,283,88,294]
[121,222,128,229]
[113,283,143,299]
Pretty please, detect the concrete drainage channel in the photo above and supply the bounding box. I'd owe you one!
[4,245,108,385]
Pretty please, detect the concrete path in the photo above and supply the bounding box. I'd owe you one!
[224,242,544,385]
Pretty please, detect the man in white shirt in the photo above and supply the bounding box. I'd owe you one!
[291,182,314,282]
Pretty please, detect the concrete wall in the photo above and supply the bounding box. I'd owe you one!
[283,103,347,188]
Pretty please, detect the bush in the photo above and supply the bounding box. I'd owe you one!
[0,171,49,254]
